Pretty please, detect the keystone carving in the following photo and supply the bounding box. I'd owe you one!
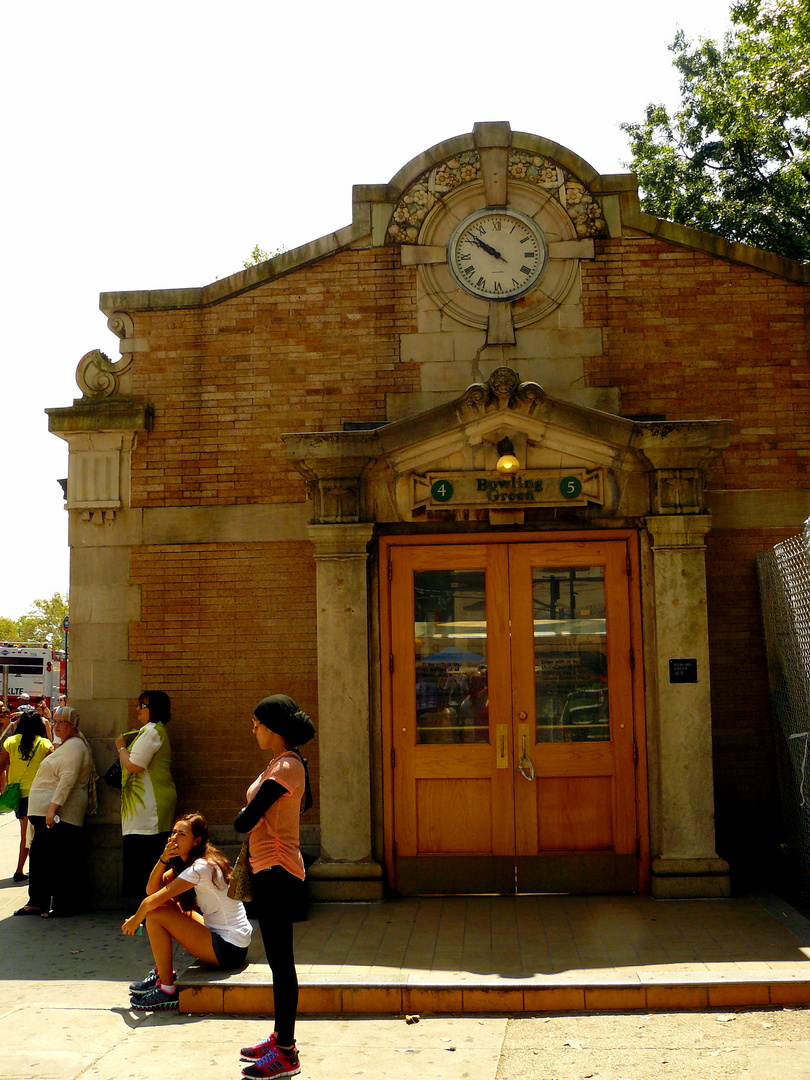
[456,367,547,422]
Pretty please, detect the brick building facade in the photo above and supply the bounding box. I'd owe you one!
[48,123,810,906]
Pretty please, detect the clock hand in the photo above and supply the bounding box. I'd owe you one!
[468,235,505,261]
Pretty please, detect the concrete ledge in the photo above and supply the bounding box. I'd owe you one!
[178,977,810,1016]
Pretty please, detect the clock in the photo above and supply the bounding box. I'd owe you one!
[447,208,548,301]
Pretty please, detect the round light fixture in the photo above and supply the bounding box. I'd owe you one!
[496,437,520,475]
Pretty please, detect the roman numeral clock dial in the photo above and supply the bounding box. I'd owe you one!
[448,208,548,301]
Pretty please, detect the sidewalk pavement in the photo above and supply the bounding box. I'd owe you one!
[3,814,810,1080]
[0,815,506,1080]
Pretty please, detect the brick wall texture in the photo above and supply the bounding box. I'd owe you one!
[122,238,809,885]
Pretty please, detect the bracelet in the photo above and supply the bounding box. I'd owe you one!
[159,859,169,866]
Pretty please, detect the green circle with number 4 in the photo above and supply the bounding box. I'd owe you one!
[559,476,582,499]
[430,480,454,502]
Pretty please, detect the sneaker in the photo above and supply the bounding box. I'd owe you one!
[129,966,158,995]
[240,1033,278,1061]
[129,967,176,995]
[130,983,179,1011]
[241,1044,300,1079]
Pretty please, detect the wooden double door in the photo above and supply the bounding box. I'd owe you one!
[384,535,646,894]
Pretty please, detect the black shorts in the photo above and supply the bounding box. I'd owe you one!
[211,932,249,969]
[15,796,28,821]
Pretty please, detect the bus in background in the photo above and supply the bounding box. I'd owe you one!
[0,642,66,708]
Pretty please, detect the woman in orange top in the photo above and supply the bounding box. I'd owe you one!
[234,695,315,1080]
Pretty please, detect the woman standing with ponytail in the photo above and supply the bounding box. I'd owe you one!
[235,694,315,1080]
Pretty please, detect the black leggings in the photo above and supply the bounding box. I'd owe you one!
[252,866,300,1046]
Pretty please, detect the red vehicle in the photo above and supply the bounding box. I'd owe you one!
[0,642,66,708]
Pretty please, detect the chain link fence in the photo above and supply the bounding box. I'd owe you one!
[757,521,810,905]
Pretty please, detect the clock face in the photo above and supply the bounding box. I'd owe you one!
[447,209,548,301]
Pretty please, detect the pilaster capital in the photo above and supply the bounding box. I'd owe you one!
[307,522,375,560]
[645,514,712,550]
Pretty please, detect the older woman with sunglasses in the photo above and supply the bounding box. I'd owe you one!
[14,706,94,918]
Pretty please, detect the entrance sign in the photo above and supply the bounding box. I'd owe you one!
[415,468,604,513]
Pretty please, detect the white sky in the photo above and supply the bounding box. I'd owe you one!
[0,0,736,620]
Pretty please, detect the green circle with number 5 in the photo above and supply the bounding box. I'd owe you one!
[430,480,454,502]
[559,476,582,499]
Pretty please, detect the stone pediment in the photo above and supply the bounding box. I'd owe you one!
[282,368,731,526]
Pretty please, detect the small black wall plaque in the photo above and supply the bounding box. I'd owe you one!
[669,658,698,683]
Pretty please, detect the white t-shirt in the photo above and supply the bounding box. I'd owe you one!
[177,858,253,948]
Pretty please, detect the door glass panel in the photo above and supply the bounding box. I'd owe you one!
[413,570,489,744]
[532,566,609,742]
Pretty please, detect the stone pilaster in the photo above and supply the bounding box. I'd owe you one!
[306,522,383,900]
[47,398,153,907]
[644,514,730,897]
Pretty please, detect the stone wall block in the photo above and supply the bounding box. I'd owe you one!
[546,328,603,359]
[70,623,129,662]
[400,333,454,365]
[86,661,143,701]
[70,584,142,624]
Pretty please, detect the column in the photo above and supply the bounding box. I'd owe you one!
[306,522,383,901]
[645,514,730,897]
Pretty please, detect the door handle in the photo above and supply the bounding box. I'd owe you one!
[496,724,508,769]
[518,722,535,781]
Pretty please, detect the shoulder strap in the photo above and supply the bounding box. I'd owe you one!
[21,739,40,772]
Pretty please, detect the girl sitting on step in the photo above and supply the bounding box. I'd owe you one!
[121,812,252,1010]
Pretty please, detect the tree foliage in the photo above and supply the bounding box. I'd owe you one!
[621,0,810,261]
[1,593,68,648]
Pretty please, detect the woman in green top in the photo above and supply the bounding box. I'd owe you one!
[115,690,177,899]
[0,711,53,880]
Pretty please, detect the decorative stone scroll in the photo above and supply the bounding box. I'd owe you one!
[75,312,147,399]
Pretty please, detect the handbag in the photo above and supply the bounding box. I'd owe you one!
[104,759,122,789]
[105,730,139,788]
[227,840,253,903]
[0,782,21,814]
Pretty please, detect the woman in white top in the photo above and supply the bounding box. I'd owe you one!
[121,812,252,1011]
[14,706,93,919]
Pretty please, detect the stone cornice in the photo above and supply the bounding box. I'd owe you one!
[46,400,153,436]
[621,198,810,283]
